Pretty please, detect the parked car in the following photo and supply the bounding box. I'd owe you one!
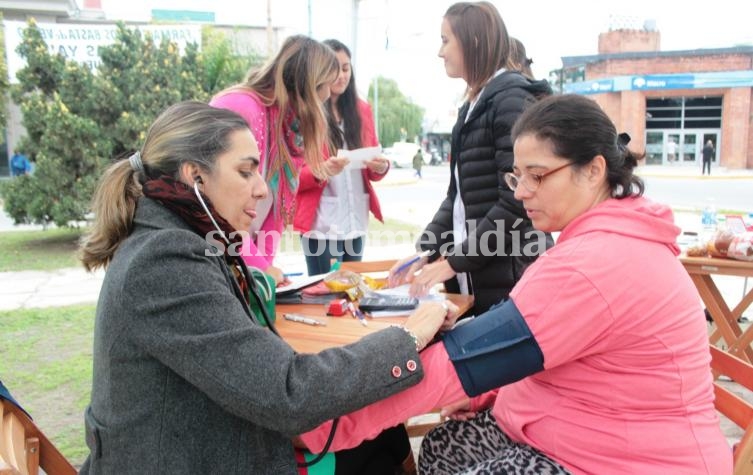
[383,142,423,168]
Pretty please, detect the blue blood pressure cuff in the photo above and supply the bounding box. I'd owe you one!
[443,299,544,397]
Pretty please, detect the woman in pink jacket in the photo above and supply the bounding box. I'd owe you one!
[301,94,731,474]
[294,39,390,276]
[210,35,339,284]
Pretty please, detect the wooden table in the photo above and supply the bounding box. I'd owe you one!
[681,256,753,362]
[275,294,475,353]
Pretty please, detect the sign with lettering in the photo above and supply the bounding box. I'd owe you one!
[564,70,753,95]
[3,20,202,82]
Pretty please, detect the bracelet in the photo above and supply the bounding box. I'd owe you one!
[392,325,422,352]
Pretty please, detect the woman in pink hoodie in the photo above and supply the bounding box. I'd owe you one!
[210,35,339,284]
[301,94,731,474]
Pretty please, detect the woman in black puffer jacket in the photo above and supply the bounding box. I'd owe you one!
[389,2,553,315]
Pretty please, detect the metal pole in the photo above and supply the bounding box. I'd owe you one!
[351,0,359,69]
[308,0,312,36]
[266,0,273,56]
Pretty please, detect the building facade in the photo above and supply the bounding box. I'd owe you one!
[559,28,753,170]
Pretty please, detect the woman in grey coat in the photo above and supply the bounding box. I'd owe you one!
[77,101,451,474]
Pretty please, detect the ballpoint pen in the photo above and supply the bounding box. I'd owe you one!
[394,250,431,275]
[348,302,368,327]
[283,313,327,326]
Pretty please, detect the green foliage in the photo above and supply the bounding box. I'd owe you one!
[200,26,262,93]
[2,20,258,226]
[368,76,424,147]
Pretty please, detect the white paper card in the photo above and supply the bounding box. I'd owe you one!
[337,146,382,169]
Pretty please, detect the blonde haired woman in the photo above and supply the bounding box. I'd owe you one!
[211,35,340,283]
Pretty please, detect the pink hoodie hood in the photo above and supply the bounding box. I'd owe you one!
[557,196,681,255]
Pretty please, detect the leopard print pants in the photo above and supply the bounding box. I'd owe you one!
[418,409,571,475]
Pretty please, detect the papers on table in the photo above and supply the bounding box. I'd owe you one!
[276,273,330,297]
[365,285,445,317]
[337,146,382,169]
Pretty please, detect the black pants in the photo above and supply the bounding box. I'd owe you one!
[702,158,711,175]
[335,424,412,475]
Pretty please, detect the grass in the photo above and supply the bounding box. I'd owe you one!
[0,227,84,272]
[0,304,95,467]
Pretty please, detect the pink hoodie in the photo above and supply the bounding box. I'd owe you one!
[301,197,732,474]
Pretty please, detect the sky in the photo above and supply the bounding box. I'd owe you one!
[99,0,753,127]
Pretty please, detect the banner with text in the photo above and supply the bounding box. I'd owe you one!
[3,21,202,83]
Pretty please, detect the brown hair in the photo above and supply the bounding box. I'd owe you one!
[221,35,338,179]
[79,101,250,271]
[444,2,510,101]
[508,37,534,79]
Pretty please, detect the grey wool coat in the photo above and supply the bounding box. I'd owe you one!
[80,198,424,474]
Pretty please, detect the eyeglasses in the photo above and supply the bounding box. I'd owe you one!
[504,162,574,192]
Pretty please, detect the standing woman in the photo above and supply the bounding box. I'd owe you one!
[295,39,390,276]
[389,1,553,314]
[211,35,340,284]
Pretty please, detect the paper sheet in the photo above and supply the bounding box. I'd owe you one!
[337,146,382,169]
[275,272,330,296]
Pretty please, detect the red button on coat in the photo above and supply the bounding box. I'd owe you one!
[406,360,417,372]
[391,366,402,378]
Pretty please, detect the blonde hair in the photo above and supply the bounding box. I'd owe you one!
[79,101,250,271]
[444,2,510,101]
[223,35,338,180]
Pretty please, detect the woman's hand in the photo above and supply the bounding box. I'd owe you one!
[439,398,477,421]
[365,157,389,174]
[402,301,449,351]
[408,259,456,298]
[265,265,289,286]
[440,300,461,331]
[388,253,429,288]
[324,156,350,177]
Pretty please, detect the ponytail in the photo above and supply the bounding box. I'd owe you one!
[608,132,645,199]
[79,159,142,271]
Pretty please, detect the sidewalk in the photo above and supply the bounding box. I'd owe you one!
[636,164,753,179]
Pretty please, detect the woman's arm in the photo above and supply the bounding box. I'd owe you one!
[125,229,426,435]
[300,342,467,453]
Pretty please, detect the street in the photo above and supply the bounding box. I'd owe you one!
[376,165,753,230]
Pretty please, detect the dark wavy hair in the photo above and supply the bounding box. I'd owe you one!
[323,39,363,150]
[511,94,645,199]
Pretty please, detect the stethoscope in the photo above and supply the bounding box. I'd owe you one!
[193,180,337,467]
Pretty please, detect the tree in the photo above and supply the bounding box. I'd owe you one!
[1,20,247,226]
[5,19,109,226]
[200,27,263,93]
[367,77,424,147]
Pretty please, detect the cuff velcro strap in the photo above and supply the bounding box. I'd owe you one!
[443,299,544,397]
